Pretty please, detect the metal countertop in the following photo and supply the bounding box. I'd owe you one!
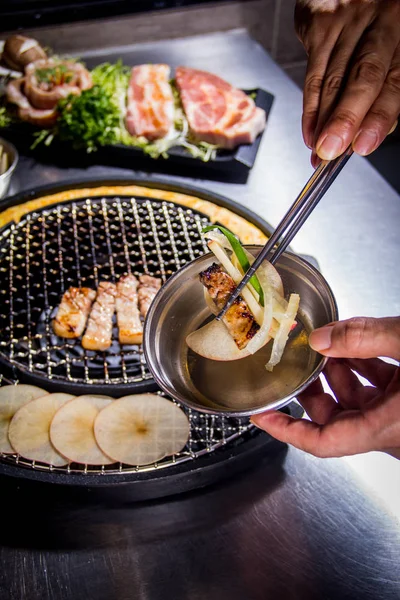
[2,29,400,600]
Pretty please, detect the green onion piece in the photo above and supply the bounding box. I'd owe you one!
[202,224,264,306]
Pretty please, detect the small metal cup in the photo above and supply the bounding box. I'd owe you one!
[144,247,338,417]
[0,137,18,200]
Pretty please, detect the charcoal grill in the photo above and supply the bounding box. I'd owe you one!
[0,180,300,498]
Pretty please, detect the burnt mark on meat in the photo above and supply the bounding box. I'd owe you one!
[199,263,259,350]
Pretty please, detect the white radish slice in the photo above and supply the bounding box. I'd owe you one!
[8,393,74,466]
[50,395,114,465]
[94,394,190,466]
[187,319,251,361]
[0,384,49,454]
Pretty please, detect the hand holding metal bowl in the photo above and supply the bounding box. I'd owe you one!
[144,245,338,417]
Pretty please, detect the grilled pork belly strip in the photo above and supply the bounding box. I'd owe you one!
[138,275,162,318]
[52,287,96,339]
[82,282,117,351]
[125,64,174,140]
[199,263,259,350]
[115,275,143,345]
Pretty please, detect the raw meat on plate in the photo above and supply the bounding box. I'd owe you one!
[125,64,175,140]
[175,67,266,150]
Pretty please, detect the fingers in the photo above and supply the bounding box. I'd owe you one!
[315,10,400,160]
[302,20,343,148]
[251,409,377,458]
[353,45,400,155]
[312,16,373,151]
[345,357,398,390]
[297,377,339,424]
[323,358,365,409]
[309,317,400,361]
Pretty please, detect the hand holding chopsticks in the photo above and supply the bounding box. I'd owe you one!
[216,146,353,321]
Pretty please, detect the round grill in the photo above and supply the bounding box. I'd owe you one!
[0,195,211,394]
[0,189,283,490]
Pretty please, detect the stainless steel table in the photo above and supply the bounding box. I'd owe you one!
[2,29,400,600]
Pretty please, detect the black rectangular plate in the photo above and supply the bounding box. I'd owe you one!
[1,88,274,183]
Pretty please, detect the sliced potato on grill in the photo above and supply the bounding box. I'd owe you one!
[0,384,48,454]
[94,394,190,466]
[8,392,74,466]
[50,395,114,465]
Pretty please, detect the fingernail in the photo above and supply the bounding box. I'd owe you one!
[388,120,398,135]
[353,130,378,156]
[250,416,262,428]
[309,326,333,351]
[316,134,343,160]
[304,132,313,149]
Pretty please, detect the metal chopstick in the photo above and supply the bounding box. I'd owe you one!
[215,146,353,321]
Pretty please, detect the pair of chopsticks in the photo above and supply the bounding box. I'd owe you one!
[216,146,354,321]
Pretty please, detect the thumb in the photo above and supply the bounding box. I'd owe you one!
[309,316,400,360]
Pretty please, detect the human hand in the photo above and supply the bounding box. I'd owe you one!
[251,317,400,459]
[295,0,400,166]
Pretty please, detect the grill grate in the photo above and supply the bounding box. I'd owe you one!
[0,195,254,476]
[0,196,210,388]
[0,372,253,475]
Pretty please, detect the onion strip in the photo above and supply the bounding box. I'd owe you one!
[266,293,300,371]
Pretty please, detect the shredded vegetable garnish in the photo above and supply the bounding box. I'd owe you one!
[0,105,13,129]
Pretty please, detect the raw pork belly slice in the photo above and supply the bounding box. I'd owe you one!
[125,64,174,140]
[175,67,266,150]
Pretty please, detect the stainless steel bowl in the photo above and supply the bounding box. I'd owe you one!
[0,137,18,199]
[144,247,338,417]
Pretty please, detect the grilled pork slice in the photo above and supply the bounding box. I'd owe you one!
[199,263,259,350]
[125,64,174,140]
[115,275,143,345]
[175,67,266,150]
[52,287,96,339]
[82,282,117,351]
[138,275,162,318]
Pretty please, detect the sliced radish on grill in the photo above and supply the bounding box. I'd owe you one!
[0,384,49,454]
[94,394,190,466]
[50,395,114,465]
[8,392,74,466]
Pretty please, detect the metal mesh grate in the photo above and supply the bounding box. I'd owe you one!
[0,196,210,387]
[0,196,254,476]
[0,373,253,475]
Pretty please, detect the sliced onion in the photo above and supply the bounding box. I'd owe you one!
[266,293,300,371]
